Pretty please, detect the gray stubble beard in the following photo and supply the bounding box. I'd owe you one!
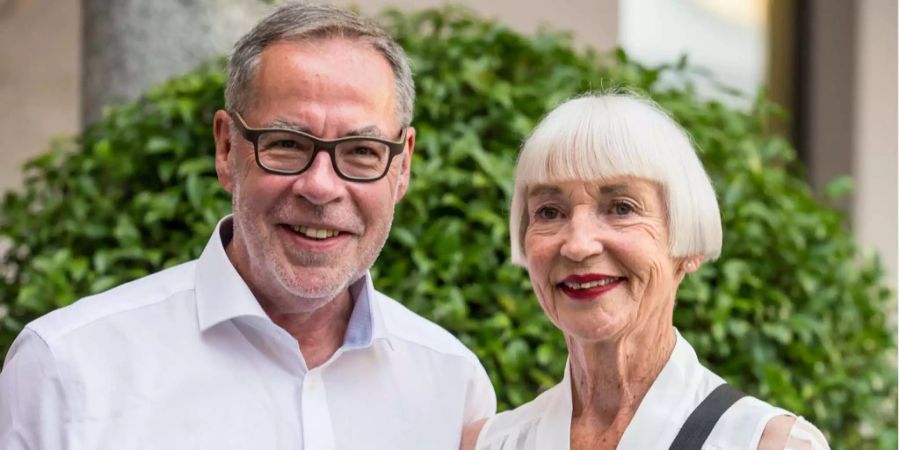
[231,180,397,304]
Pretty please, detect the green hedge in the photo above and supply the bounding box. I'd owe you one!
[0,7,894,448]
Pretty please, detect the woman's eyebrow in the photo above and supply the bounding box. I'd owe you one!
[527,185,562,199]
[599,183,629,195]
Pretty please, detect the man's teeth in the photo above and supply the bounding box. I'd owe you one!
[562,278,620,290]
[290,225,339,240]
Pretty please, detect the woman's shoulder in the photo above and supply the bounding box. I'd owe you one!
[756,415,830,450]
[704,394,829,449]
[474,381,570,450]
[674,334,829,449]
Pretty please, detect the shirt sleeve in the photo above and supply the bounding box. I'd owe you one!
[0,328,68,450]
[784,416,830,450]
[463,360,497,424]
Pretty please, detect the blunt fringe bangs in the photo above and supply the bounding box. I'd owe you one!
[509,94,722,265]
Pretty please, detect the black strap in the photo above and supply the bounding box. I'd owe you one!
[668,383,747,450]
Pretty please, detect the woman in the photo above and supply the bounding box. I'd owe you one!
[462,94,828,450]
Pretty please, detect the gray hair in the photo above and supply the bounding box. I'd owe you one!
[509,93,723,265]
[225,2,415,127]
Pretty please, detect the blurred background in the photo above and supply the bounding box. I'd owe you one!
[0,0,895,288]
[0,1,896,445]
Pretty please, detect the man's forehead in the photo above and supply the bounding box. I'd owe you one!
[260,36,385,64]
[244,38,400,135]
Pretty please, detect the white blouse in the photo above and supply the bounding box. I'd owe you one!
[476,329,829,450]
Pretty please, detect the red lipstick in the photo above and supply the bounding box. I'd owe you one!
[557,274,624,301]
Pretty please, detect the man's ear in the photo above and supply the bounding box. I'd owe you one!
[394,126,415,202]
[213,110,235,193]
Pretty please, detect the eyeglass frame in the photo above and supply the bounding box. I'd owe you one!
[228,111,409,182]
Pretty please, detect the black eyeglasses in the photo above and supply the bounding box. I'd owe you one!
[229,111,408,182]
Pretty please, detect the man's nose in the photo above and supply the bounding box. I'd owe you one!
[291,151,344,205]
[558,211,606,262]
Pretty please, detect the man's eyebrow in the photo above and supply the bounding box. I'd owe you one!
[265,120,387,139]
[268,118,312,134]
[345,125,386,139]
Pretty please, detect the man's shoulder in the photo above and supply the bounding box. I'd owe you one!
[26,260,198,343]
[373,290,481,364]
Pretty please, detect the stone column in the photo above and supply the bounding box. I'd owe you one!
[81,0,269,125]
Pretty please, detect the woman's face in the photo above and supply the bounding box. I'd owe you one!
[523,176,691,343]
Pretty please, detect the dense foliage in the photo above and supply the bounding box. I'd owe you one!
[0,7,894,448]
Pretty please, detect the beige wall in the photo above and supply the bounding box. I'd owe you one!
[334,0,618,52]
[853,0,897,289]
[805,1,855,210]
[0,0,80,192]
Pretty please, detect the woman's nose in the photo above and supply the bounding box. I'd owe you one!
[291,151,344,205]
[558,211,605,262]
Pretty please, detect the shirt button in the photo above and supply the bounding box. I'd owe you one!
[305,372,322,392]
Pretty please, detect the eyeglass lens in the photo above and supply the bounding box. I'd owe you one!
[257,131,392,179]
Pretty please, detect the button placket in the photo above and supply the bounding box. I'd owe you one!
[301,369,335,450]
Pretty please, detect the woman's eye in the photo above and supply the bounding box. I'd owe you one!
[535,206,562,220]
[612,202,634,216]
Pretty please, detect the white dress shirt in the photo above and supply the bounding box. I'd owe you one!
[0,217,496,450]
[476,329,828,450]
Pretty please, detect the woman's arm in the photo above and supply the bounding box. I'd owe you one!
[758,415,830,450]
[460,418,489,450]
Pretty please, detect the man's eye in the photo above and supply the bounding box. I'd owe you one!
[612,202,634,215]
[351,146,375,156]
[535,206,561,220]
[273,140,300,149]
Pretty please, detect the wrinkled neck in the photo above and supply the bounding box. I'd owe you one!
[567,323,676,426]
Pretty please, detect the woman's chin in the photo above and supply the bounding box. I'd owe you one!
[551,299,630,341]
[558,317,629,346]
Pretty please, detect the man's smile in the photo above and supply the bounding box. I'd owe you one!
[291,225,340,240]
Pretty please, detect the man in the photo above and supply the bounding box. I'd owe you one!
[0,3,495,449]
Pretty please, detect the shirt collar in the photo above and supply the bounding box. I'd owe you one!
[344,271,377,349]
[618,328,715,448]
[195,216,382,349]
[535,358,573,447]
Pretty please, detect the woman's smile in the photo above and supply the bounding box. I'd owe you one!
[557,273,626,301]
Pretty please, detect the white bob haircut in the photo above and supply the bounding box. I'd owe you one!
[509,93,722,266]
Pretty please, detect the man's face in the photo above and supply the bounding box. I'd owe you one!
[213,38,414,313]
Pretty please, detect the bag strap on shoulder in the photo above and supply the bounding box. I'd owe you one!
[668,383,747,450]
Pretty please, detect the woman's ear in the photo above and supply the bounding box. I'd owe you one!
[680,255,704,274]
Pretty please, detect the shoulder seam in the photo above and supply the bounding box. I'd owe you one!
[15,328,74,423]
[28,283,196,344]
